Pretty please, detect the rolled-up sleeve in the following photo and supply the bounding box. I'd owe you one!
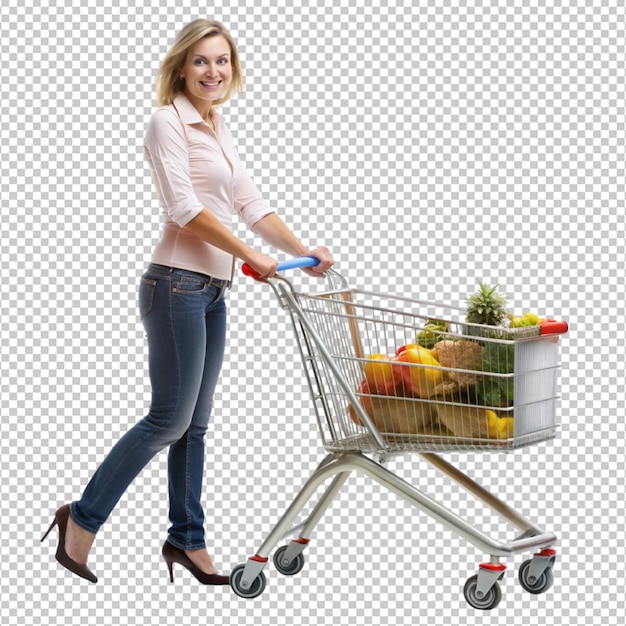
[144,109,204,228]
[232,167,274,231]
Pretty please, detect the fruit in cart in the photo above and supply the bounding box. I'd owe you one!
[487,411,514,439]
[431,340,482,386]
[349,377,513,440]
[510,311,543,328]
[509,316,521,328]
[417,320,450,349]
[392,344,443,398]
[521,312,541,326]
[363,353,396,394]
[466,281,508,327]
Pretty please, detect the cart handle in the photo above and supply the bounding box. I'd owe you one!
[242,256,320,281]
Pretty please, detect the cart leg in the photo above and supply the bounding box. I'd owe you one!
[275,471,351,574]
[295,470,351,539]
[418,452,545,535]
[341,452,556,557]
[253,455,350,558]
[231,455,354,597]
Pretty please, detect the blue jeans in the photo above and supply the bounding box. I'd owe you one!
[71,264,228,550]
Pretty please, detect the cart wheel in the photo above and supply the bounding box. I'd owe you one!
[230,564,267,599]
[518,559,554,595]
[463,574,502,610]
[273,545,305,576]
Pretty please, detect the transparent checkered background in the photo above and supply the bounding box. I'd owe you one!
[1,0,624,624]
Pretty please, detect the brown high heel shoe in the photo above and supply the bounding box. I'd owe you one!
[41,504,98,583]
[162,541,229,585]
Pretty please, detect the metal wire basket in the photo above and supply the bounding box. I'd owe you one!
[232,260,568,608]
[278,271,567,454]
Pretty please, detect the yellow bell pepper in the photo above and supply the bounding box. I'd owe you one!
[487,410,514,439]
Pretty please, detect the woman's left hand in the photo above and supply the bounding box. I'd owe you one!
[301,247,335,277]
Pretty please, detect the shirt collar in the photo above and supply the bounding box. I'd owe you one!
[172,93,205,125]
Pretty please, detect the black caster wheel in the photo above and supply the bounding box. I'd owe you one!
[273,545,305,576]
[230,563,267,599]
[518,559,554,594]
[463,574,502,610]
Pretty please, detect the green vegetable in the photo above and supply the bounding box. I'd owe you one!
[417,320,450,349]
[475,342,515,408]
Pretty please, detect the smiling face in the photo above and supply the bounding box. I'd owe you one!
[180,35,233,117]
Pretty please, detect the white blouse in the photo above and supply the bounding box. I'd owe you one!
[143,94,274,279]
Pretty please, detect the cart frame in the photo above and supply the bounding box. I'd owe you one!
[231,265,565,609]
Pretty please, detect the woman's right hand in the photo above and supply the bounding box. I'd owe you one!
[243,250,278,279]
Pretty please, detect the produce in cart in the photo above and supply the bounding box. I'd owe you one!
[466,281,508,327]
[417,319,450,349]
[431,340,482,386]
[349,382,443,436]
[363,354,396,395]
[392,344,444,398]
[348,281,548,440]
[235,259,567,608]
[349,345,511,439]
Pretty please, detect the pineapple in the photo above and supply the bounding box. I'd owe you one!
[466,281,515,407]
[466,281,508,327]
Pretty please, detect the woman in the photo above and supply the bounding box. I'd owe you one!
[42,19,334,585]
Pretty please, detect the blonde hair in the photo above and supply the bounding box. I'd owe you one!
[156,19,244,108]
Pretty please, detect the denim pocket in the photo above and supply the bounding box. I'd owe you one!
[172,275,209,294]
[138,277,157,319]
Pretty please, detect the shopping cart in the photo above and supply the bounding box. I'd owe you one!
[230,258,568,610]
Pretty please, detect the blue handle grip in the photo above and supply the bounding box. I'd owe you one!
[242,256,320,280]
[276,256,320,272]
